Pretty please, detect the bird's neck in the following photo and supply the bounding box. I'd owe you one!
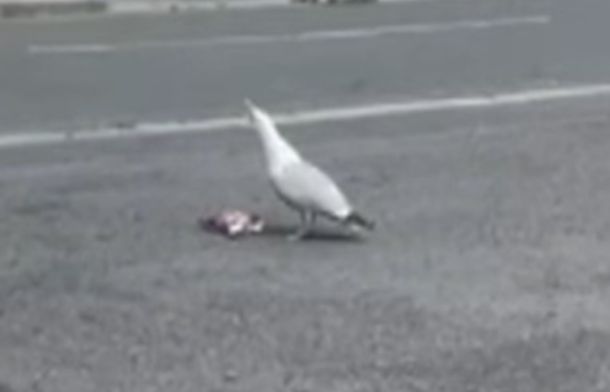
[256,122,301,172]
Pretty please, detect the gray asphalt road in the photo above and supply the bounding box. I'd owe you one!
[0,0,551,132]
[2,1,610,391]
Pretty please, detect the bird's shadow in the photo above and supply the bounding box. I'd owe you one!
[256,223,364,243]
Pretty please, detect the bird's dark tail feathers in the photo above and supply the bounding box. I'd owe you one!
[344,211,375,231]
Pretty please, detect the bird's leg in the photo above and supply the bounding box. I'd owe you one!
[288,211,313,241]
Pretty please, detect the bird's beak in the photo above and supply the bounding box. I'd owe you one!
[244,98,257,125]
[244,98,255,110]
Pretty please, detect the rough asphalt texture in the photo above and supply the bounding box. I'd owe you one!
[0,0,550,133]
[2,0,610,391]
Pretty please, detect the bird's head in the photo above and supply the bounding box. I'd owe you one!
[243,98,302,168]
[244,98,275,131]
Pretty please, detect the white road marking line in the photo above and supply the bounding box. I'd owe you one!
[27,15,550,54]
[1,83,610,150]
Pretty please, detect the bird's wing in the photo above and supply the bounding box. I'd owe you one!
[273,160,352,218]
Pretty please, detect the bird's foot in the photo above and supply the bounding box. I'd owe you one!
[346,223,364,235]
[287,229,309,241]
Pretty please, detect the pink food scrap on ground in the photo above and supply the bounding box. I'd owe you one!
[199,209,265,239]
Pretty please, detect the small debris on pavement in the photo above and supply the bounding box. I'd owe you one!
[199,209,265,239]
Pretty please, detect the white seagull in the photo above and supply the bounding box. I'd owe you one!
[244,99,374,240]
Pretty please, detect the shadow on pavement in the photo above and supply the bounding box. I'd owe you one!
[258,223,365,242]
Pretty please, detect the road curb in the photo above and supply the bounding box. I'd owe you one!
[0,0,296,18]
[108,0,290,14]
[0,0,107,18]
[0,0,391,19]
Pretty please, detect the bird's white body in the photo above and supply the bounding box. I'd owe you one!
[271,160,352,220]
[245,100,372,239]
